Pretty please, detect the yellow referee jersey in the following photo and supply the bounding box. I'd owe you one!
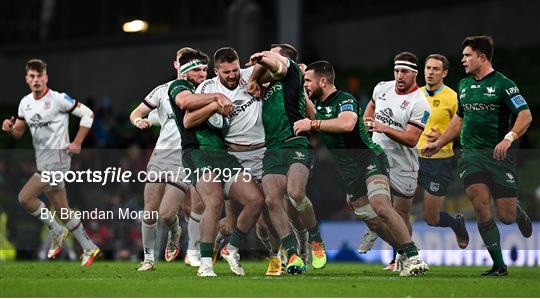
[418,85,458,159]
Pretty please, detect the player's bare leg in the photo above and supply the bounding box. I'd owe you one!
[494,196,532,238]
[283,197,309,262]
[364,175,427,276]
[286,163,326,270]
[393,195,413,235]
[159,184,185,262]
[262,173,304,274]
[19,175,67,259]
[220,176,264,276]
[196,175,224,277]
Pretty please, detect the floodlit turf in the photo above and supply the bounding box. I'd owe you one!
[0,261,538,297]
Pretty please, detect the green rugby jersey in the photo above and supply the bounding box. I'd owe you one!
[457,71,529,150]
[262,60,306,148]
[168,79,226,150]
[314,90,383,155]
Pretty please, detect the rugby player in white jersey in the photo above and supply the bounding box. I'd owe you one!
[129,49,205,271]
[362,52,431,270]
[2,59,99,266]
[195,47,275,276]
[173,47,263,277]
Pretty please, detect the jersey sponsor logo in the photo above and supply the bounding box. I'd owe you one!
[199,80,215,93]
[510,95,527,109]
[25,103,32,110]
[471,84,481,89]
[462,103,498,112]
[229,96,257,118]
[421,111,430,124]
[262,82,282,101]
[433,99,440,107]
[400,100,410,110]
[28,113,53,128]
[339,103,354,112]
[375,108,402,128]
[505,87,520,95]
[377,93,387,101]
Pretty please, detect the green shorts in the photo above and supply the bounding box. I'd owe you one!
[262,137,312,176]
[182,148,244,185]
[333,150,390,200]
[458,150,518,191]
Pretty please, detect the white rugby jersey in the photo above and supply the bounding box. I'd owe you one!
[142,81,182,165]
[17,88,75,167]
[195,67,265,146]
[371,81,431,172]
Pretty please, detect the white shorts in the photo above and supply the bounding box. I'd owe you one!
[35,162,71,191]
[228,147,266,183]
[388,168,418,199]
[146,162,188,193]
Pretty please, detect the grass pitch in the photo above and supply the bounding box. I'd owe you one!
[0,261,538,297]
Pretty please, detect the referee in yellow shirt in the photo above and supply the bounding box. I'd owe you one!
[419,54,469,249]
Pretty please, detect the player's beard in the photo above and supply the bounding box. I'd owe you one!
[309,86,323,101]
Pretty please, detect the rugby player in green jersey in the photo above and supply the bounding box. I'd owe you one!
[423,36,533,276]
[246,47,326,274]
[169,48,264,277]
[294,61,429,277]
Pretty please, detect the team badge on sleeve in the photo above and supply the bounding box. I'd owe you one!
[510,95,527,109]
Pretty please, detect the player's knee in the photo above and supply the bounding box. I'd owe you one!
[159,210,177,224]
[264,195,281,211]
[370,200,391,219]
[205,199,224,216]
[287,189,306,202]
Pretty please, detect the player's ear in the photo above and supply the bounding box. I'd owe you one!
[442,69,448,79]
[214,68,218,76]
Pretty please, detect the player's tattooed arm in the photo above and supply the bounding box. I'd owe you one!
[2,116,26,139]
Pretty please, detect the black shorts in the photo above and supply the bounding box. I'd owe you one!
[418,157,454,197]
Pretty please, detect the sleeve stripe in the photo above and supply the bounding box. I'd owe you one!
[143,99,156,109]
[408,121,425,130]
[66,100,78,113]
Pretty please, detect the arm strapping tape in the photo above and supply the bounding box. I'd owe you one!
[71,103,94,128]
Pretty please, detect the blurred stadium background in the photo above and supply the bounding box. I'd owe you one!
[0,0,539,266]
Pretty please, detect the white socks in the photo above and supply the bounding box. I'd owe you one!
[65,217,96,251]
[141,221,157,262]
[188,212,201,251]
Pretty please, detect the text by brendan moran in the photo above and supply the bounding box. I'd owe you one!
[41,208,158,222]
